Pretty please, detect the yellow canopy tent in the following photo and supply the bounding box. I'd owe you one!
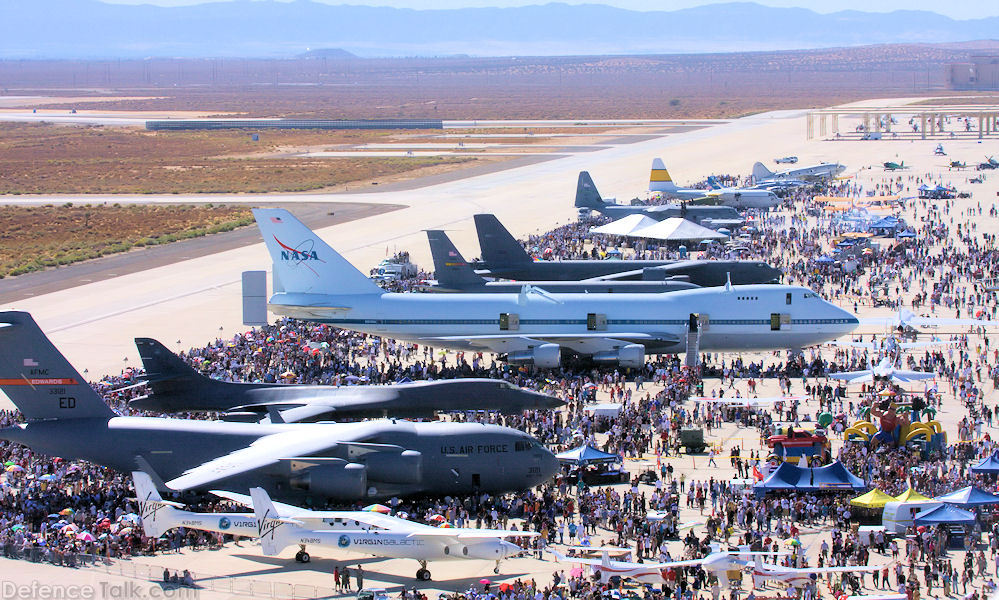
[894,488,931,502]
[850,489,895,509]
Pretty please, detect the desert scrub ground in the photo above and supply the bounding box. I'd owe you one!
[0,203,253,277]
[0,123,475,194]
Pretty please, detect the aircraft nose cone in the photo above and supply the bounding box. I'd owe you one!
[832,303,861,335]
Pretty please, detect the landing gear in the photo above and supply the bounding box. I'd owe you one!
[295,545,311,563]
[493,564,500,574]
[416,560,431,581]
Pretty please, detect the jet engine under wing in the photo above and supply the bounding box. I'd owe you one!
[166,428,344,491]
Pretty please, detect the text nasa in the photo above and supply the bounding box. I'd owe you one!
[440,444,509,455]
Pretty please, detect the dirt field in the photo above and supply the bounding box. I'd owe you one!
[0,204,255,277]
[1,43,985,120]
[0,123,476,194]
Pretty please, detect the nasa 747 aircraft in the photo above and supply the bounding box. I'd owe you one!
[252,208,858,368]
[752,160,846,183]
[250,487,533,580]
[0,311,558,502]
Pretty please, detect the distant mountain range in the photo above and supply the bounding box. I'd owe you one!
[1,0,997,58]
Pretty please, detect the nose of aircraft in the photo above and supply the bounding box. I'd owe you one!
[539,445,559,483]
[828,300,860,336]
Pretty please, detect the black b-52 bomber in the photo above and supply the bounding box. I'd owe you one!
[0,312,559,502]
[469,214,782,286]
[131,337,563,421]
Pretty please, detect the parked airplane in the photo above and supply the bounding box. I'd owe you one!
[648,159,780,209]
[250,487,532,579]
[0,311,558,501]
[829,355,936,385]
[426,230,699,294]
[752,160,846,183]
[252,209,857,369]
[470,214,782,286]
[750,556,884,587]
[554,547,780,586]
[882,161,907,171]
[573,171,742,226]
[862,308,998,332]
[133,337,562,420]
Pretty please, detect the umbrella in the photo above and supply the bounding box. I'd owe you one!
[500,583,514,592]
[38,474,58,482]
[10,524,24,532]
[5,465,24,472]
[569,568,583,578]
[60,523,79,533]
[479,579,491,585]
[46,514,60,520]
[363,504,391,514]
[118,527,134,535]
[59,508,74,516]
[3,461,14,466]
[76,532,96,542]
[118,513,140,524]
[784,538,801,546]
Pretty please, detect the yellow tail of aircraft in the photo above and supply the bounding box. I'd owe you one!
[648,158,677,192]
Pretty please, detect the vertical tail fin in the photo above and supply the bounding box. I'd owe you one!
[427,230,487,290]
[0,311,115,421]
[133,471,184,539]
[252,208,381,296]
[706,176,722,190]
[574,171,604,209]
[473,214,532,266]
[752,162,775,181]
[251,487,290,556]
[649,158,677,192]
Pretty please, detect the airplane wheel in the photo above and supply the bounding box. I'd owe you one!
[294,552,303,563]
[417,568,431,581]
[493,567,500,574]
[296,551,310,563]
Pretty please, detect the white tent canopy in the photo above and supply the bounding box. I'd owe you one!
[589,214,660,237]
[629,217,728,242]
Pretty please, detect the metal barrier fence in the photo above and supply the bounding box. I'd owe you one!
[2,549,338,599]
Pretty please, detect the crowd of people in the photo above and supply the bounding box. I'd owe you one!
[3,166,999,600]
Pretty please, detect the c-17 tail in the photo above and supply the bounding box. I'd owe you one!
[0,311,115,422]
[473,214,533,266]
[574,171,605,210]
[648,158,678,193]
[427,230,488,290]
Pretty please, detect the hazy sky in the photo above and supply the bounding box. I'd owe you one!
[101,0,999,21]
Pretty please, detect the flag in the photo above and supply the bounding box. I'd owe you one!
[23,358,38,367]
[753,464,763,481]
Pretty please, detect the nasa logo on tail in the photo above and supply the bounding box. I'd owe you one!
[272,236,325,275]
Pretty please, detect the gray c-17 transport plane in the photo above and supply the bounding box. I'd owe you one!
[132,337,563,421]
[426,230,700,294]
[252,208,857,369]
[469,213,782,286]
[573,171,743,227]
[0,311,559,501]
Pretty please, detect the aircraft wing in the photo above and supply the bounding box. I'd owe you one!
[890,370,936,383]
[419,333,680,354]
[908,316,999,328]
[767,564,884,575]
[828,370,874,384]
[166,428,342,491]
[407,528,538,539]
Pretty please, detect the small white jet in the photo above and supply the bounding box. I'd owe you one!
[829,355,936,385]
[750,556,885,587]
[250,487,533,580]
[553,547,776,586]
[690,396,804,409]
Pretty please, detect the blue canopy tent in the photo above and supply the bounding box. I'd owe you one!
[913,504,977,527]
[934,486,999,507]
[754,461,866,497]
[896,230,918,239]
[971,453,999,475]
[815,255,836,264]
[556,445,620,467]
